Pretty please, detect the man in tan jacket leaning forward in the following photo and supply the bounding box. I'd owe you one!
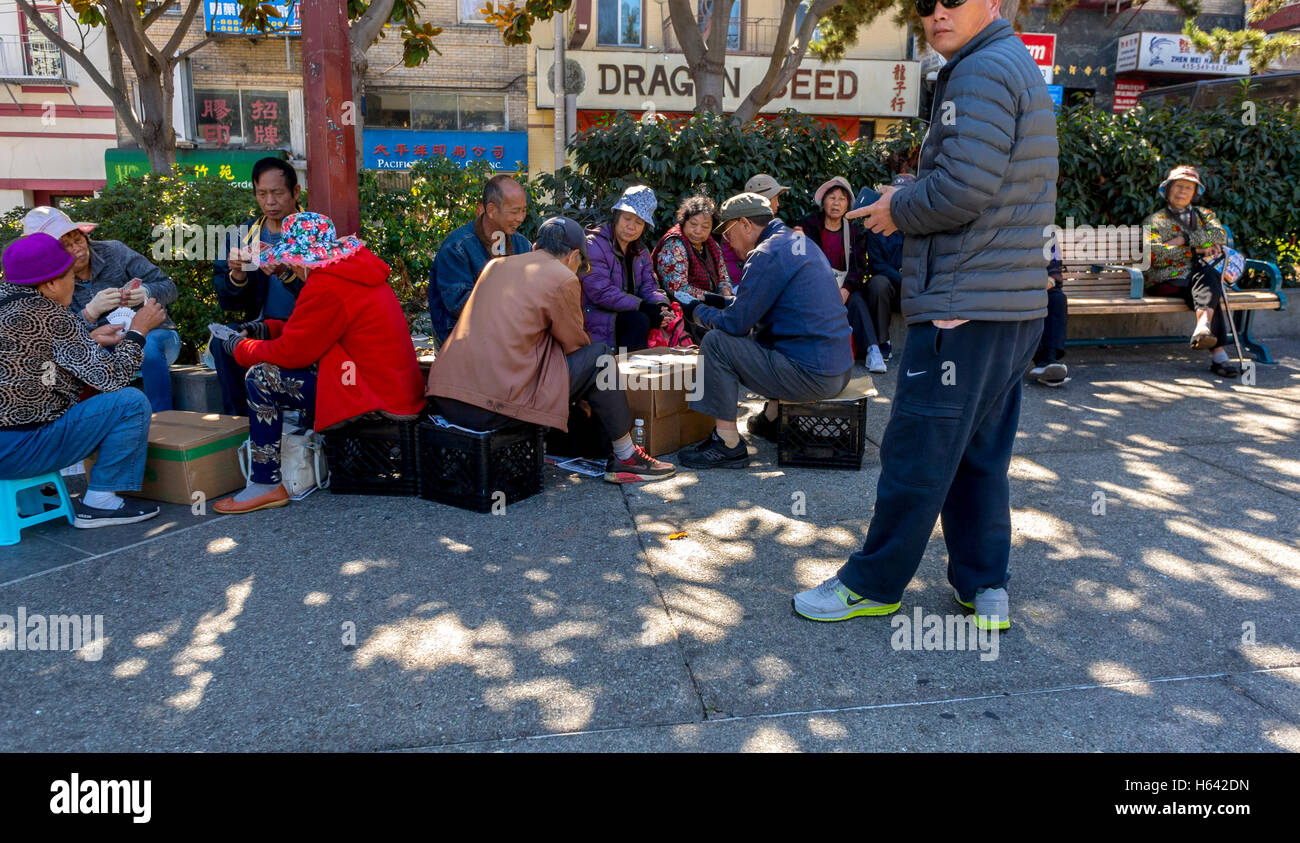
[426,216,675,484]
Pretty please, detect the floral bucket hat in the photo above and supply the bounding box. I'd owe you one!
[262,211,365,268]
[612,185,658,226]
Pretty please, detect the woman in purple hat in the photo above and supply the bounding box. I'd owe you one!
[0,233,168,528]
[580,185,671,352]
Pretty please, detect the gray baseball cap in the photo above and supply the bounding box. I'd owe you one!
[536,216,590,259]
[717,192,773,234]
[744,174,789,199]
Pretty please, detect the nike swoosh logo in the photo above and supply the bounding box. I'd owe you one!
[906,370,927,377]
[846,595,871,605]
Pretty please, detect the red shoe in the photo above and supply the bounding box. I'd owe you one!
[214,484,290,514]
[604,446,677,483]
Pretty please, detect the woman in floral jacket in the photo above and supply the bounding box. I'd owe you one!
[1143,165,1236,378]
[651,195,732,301]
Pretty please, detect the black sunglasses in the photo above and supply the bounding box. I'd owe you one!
[915,0,969,16]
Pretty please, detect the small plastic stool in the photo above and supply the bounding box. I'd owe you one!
[1,472,76,546]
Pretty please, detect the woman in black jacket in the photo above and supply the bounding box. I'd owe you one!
[796,177,883,372]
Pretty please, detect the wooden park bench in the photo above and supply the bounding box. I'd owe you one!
[1057,224,1287,363]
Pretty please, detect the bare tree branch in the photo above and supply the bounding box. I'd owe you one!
[164,0,208,58]
[173,34,221,63]
[143,0,180,30]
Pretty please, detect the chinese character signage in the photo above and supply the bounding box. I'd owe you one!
[104,149,278,189]
[363,130,528,171]
[203,1,300,36]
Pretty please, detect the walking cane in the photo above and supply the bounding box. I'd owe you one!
[1207,252,1248,368]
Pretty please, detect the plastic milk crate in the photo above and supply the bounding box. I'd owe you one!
[777,375,876,471]
[324,416,420,495]
[418,419,545,513]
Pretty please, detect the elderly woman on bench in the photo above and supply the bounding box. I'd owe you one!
[1143,165,1236,378]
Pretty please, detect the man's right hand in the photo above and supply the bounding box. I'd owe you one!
[227,246,250,281]
[85,287,122,321]
[129,298,166,335]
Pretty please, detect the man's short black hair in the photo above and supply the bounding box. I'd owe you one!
[483,175,519,211]
[251,157,298,191]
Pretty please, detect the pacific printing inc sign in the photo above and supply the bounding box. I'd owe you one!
[536,50,919,117]
[1115,32,1252,76]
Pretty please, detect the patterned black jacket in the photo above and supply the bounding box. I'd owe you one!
[0,282,145,429]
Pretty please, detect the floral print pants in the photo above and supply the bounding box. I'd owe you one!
[244,362,317,484]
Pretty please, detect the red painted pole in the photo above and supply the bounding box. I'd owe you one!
[300,0,359,237]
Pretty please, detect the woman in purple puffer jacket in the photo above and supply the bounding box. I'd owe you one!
[581,185,671,351]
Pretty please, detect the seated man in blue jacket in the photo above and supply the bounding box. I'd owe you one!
[211,157,304,415]
[854,173,912,367]
[677,193,853,469]
[427,175,531,343]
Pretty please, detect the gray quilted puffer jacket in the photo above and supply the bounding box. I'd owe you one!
[890,18,1058,324]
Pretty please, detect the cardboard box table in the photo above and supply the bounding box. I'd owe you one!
[616,348,714,456]
[90,411,249,505]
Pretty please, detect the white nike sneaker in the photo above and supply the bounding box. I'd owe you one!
[865,345,887,374]
[792,576,900,622]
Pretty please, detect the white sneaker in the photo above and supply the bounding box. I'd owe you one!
[792,576,900,622]
[1028,362,1067,384]
[865,345,887,374]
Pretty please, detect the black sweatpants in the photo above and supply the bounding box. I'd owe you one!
[837,320,1042,604]
[432,342,632,443]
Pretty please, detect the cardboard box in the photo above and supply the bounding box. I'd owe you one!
[90,411,249,505]
[617,348,715,456]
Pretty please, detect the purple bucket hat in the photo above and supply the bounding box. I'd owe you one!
[2,232,75,286]
[262,211,365,268]
[612,185,657,226]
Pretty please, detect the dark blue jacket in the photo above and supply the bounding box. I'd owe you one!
[853,187,904,285]
[428,218,532,341]
[694,219,852,376]
[212,215,302,321]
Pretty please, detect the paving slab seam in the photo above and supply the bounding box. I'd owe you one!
[619,487,710,722]
[1176,450,1300,505]
[381,665,1300,752]
[0,515,234,589]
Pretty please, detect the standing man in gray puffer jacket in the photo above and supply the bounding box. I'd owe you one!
[794,0,1057,631]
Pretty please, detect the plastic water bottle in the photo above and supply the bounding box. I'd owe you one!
[632,419,645,450]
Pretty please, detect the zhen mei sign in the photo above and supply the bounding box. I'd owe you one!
[536,50,919,117]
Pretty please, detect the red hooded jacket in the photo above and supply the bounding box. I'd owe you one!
[232,247,426,431]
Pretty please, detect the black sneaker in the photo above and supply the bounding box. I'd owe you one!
[73,498,161,529]
[880,341,892,362]
[746,410,780,444]
[678,431,750,469]
[1209,361,1239,378]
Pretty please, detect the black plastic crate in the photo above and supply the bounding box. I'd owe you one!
[418,421,545,513]
[778,396,868,470]
[324,417,420,495]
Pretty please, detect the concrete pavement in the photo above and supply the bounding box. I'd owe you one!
[2,338,1297,752]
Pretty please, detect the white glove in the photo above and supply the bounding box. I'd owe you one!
[122,281,148,307]
[84,287,122,321]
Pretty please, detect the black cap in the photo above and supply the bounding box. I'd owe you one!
[537,216,589,259]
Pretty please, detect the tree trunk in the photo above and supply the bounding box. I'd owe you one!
[136,61,177,173]
[693,60,726,114]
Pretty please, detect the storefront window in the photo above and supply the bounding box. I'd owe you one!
[459,0,489,23]
[598,0,642,47]
[368,91,507,131]
[194,88,291,147]
[698,1,740,51]
[412,92,457,130]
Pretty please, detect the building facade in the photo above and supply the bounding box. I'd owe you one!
[527,0,920,174]
[0,1,118,209]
